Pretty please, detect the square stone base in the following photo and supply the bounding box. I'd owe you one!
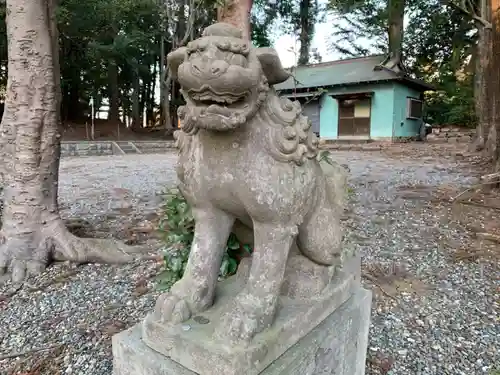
[112,288,372,375]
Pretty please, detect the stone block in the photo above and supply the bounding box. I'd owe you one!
[113,288,372,375]
[142,268,356,375]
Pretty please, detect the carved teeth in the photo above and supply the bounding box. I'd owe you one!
[190,91,244,105]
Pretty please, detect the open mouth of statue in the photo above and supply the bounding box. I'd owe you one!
[189,90,248,109]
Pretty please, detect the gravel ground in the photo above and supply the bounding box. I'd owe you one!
[0,151,499,375]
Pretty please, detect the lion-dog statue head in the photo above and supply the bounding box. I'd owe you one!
[168,23,290,133]
[168,22,320,166]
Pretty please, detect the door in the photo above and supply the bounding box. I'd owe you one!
[337,98,371,136]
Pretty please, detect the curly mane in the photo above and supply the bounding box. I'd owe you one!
[260,91,319,166]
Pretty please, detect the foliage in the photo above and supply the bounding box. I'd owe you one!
[327,0,388,56]
[0,0,322,124]
[251,0,323,62]
[326,0,477,127]
[405,0,477,127]
[155,188,252,291]
[424,75,476,127]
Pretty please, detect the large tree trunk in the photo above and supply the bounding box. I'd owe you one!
[471,0,493,152]
[108,59,120,124]
[159,36,166,128]
[491,0,500,170]
[298,0,313,66]
[131,66,141,131]
[382,0,405,71]
[217,0,253,40]
[150,62,157,126]
[0,0,149,284]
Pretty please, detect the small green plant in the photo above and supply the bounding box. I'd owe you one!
[317,150,334,165]
[346,185,355,197]
[155,188,251,291]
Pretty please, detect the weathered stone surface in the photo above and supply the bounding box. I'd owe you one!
[60,141,114,157]
[150,21,351,347]
[142,266,356,375]
[113,288,372,375]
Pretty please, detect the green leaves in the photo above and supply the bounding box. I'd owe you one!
[155,188,252,291]
[326,0,476,127]
[158,188,195,247]
[317,150,335,165]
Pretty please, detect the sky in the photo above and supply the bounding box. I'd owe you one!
[272,8,376,68]
[274,19,339,68]
[272,7,341,68]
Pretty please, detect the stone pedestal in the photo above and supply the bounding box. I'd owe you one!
[112,287,372,375]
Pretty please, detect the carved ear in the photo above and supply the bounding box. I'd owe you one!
[255,47,290,85]
[167,47,187,79]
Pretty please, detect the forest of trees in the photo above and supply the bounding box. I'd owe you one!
[0,0,324,131]
[0,0,484,133]
[0,0,499,284]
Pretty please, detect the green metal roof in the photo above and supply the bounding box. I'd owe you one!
[274,55,433,92]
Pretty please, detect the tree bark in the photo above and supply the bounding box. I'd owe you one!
[217,0,253,40]
[163,75,172,129]
[148,62,157,126]
[470,0,493,152]
[0,0,150,284]
[131,64,141,131]
[298,0,313,66]
[160,36,167,128]
[384,0,405,71]
[491,0,500,170]
[108,59,120,124]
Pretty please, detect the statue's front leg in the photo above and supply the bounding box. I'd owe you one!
[216,222,297,344]
[153,206,234,324]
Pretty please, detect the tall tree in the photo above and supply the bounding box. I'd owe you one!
[160,0,208,129]
[297,0,318,65]
[327,0,388,56]
[384,0,405,69]
[217,0,253,39]
[492,0,500,169]
[0,0,145,284]
[328,0,478,127]
[405,1,476,126]
[446,0,494,151]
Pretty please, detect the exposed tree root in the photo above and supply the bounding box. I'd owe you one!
[0,218,157,285]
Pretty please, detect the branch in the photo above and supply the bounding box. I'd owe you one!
[0,344,63,361]
[443,0,492,28]
[362,272,399,302]
[475,232,500,243]
[179,0,201,47]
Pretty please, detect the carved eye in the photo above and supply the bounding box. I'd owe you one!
[240,43,249,55]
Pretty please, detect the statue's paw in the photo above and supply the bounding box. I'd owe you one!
[216,305,259,345]
[153,292,192,324]
[153,278,213,324]
[216,292,278,345]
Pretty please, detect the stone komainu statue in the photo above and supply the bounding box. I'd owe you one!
[152,22,348,344]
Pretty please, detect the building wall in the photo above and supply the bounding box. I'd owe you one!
[392,83,424,137]
[302,99,321,135]
[319,94,338,138]
[318,83,396,139]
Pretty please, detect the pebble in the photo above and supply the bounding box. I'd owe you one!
[0,151,498,375]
